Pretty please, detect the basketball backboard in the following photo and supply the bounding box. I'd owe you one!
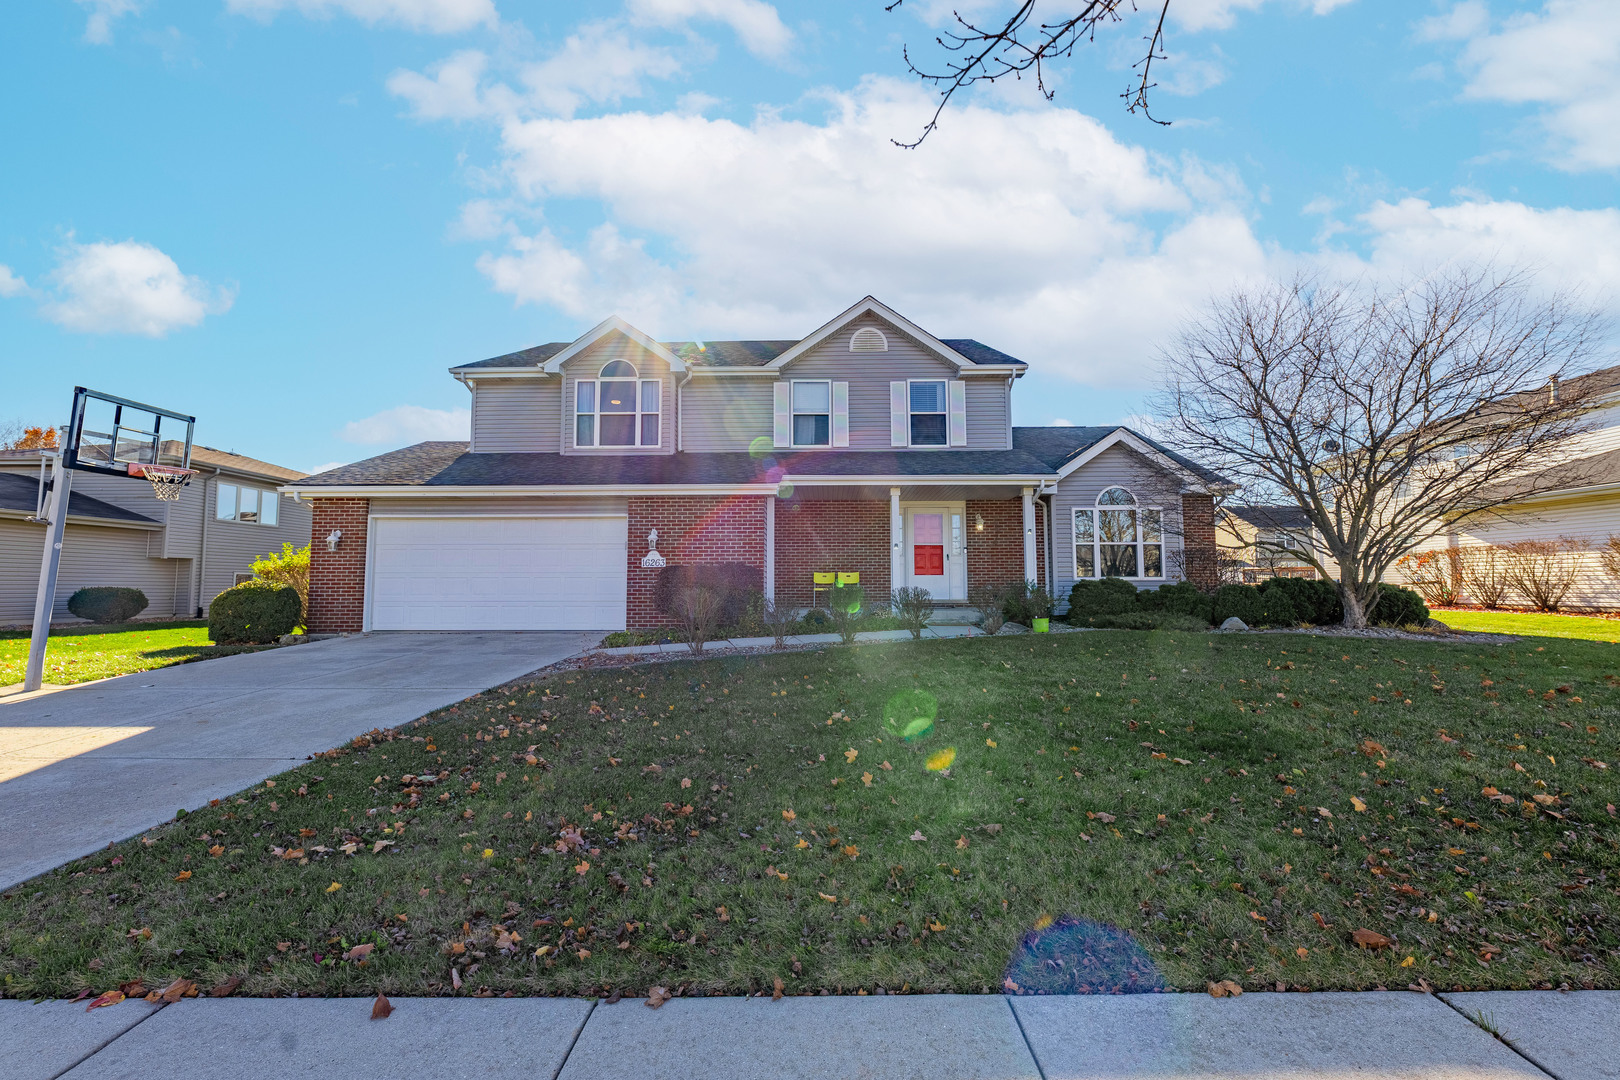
[64,386,195,477]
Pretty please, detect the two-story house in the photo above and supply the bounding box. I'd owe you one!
[285,297,1225,632]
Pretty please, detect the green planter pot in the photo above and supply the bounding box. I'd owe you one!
[1032,617,1050,633]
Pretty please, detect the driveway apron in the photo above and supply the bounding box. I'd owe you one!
[0,632,595,890]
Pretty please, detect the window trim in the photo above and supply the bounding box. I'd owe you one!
[790,378,833,449]
[574,361,662,449]
[906,377,949,448]
[214,481,280,527]
[1072,487,1164,581]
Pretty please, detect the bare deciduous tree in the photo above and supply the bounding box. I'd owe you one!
[1503,538,1587,612]
[671,584,725,655]
[1598,536,1620,585]
[1157,269,1605,627]
[886,0,1171,146]
[1457,545,1513,609]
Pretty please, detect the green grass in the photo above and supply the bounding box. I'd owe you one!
[0,621,267,687]
[3,631,1618,1002]
[1434,610,1620,644]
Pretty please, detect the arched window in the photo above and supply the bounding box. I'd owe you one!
[1074,486,1163,580]
[575,360,660,447]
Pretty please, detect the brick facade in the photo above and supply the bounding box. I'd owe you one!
[965,497,1046,596]
[627,495,767,628]
[306,497,369,633]
[1180,493,1219,592]
[774,499,891,607]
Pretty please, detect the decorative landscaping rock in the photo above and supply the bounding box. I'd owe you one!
[1219,617,1250,632]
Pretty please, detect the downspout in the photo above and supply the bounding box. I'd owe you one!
[195,467,222,617]
[677,369,693,452]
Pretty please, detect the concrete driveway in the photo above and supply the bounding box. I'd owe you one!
[0,632,596,890]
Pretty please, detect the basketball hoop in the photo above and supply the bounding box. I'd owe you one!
[128,462,194,501]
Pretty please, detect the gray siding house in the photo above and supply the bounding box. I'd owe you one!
[0,444,311,624]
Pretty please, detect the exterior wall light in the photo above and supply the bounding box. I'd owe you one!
[326,529,343,552]
[974,514,984,532]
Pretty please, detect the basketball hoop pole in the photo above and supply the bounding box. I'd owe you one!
[24,452,73,693]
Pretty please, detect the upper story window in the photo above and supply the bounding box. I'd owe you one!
[216,482,279,526]
[1074,486,1161,580]
[850,327,888,352]
[792,380,831,446]
[576,360,660,447]
[909,380,948,446]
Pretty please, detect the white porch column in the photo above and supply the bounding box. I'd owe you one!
[1022,486,1037,585]
[889,487,904,599]
[763,495,776,604]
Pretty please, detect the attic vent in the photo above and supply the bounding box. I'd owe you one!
[850,327,888,352]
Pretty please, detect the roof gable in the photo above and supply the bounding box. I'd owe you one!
[762,296,1022,374]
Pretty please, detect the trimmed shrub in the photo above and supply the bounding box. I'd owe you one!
[969,584,1007,635]
[1371,584,1429,627]
[251,543,310,622]
[1211,584,1265,626]
[67,587,149,625]
[1089,610,1213,632]
[1259,576,1341,626]
[1138,581,1214,623]
[654,563,761,627]
[1066,577,1139,624]
[1001,581,1053,626]
[209,580,300,644]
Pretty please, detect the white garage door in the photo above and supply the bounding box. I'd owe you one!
[370,515,627,631]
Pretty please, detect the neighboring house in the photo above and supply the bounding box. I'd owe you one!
[1403,365,1620,610]
[285,297,1225,632]
[1217,505,1321,582]
[0,443,311,624]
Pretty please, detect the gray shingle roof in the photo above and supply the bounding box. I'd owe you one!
[1013,426,1230,486]
[454,336,1027,371]
[1226,505,1312,531]
[0,472,159,524]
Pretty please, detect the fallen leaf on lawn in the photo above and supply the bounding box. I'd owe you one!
[575,860,590,875]
[1532,793,1558,806]
[127,927,152,941]
[1316,808,1333,819]
[1207,980,1243,998]
[818,892,838,902]
[85,991,124,1011]
[862,772,873,787]
[681,778,692,789]
[1351,797,1368,813]
[924,748,956,771]
[955,836,969,850]
[208,845,224,858]
[794,838,810,849]
[1094,812,1116,823]
[845,748,859,763]
[281,848,303,860]
[344,943,375,962]
[986,739,997,748]
[983,823,1002,835]
[1313,912,1330,929]
[173,871,191,882]
[1249,911,1267,921]
[118,980,146,998]
[158,978,195,1003]
[576,948,591,960]
[880,761,892,771]
[340,842,359,855]
[326,881,343,893]
[1296,947,1309,958]
[450,967,462,990]
[1352,928,1393,950]
[647,986,672,1008]
[910,831,926,842]
[1173,758,1192,765]
[1400,956,1415,968]
[210,977,243,997]
[928,920,946,932]
[371,992,393,1019]
[716,906,730,922]
[372,840,394,854]
[772,977,784,1001]
[275,942,291,952]
[782,808,796,822]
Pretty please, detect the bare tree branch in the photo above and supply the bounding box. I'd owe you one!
[885,0,1172,148]
[1154,268,1609,627]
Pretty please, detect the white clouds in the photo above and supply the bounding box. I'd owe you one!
[340,405,471,445]
[75,0,141,44]
[626,0,792,59]
[36,240,232,337]
[388,25,681,121]
[1423,0,1620,171]
[1171,0,1355,32]
[0,265,28,298]
[225,0,496,34]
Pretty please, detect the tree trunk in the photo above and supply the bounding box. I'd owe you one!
[1341,587,1369,629]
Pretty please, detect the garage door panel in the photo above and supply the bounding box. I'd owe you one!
[370,516,627,631]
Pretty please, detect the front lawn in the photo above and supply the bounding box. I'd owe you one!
[1433,609,1620,644]
[3,631,1617,1001]
[0,621,265,687]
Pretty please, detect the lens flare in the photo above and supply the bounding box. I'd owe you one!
[883,688,938,741]
[925,747,956,771]
[1003,916,1165,995]
[749,436,775,459]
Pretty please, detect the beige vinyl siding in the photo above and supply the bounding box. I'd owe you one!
[1404,490,1620,610]
[680,379,774,452]
[471,379,562,452]
[562,333,675,455]
[779,315,1013,450]
[0,518,188,623]
[200,476,313,612]
[1050,443,1187,608]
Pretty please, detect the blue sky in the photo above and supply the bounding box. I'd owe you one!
[3,0,1617,474]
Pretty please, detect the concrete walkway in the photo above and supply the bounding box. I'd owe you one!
[591,622,1067,657]
[0,631,596,890]
[3,990,1613,1080]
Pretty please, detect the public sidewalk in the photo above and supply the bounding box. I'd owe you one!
[4,989,1615,1080]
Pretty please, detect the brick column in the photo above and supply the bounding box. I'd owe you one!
[1180,493,1219,592]
[307,498,369,632]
